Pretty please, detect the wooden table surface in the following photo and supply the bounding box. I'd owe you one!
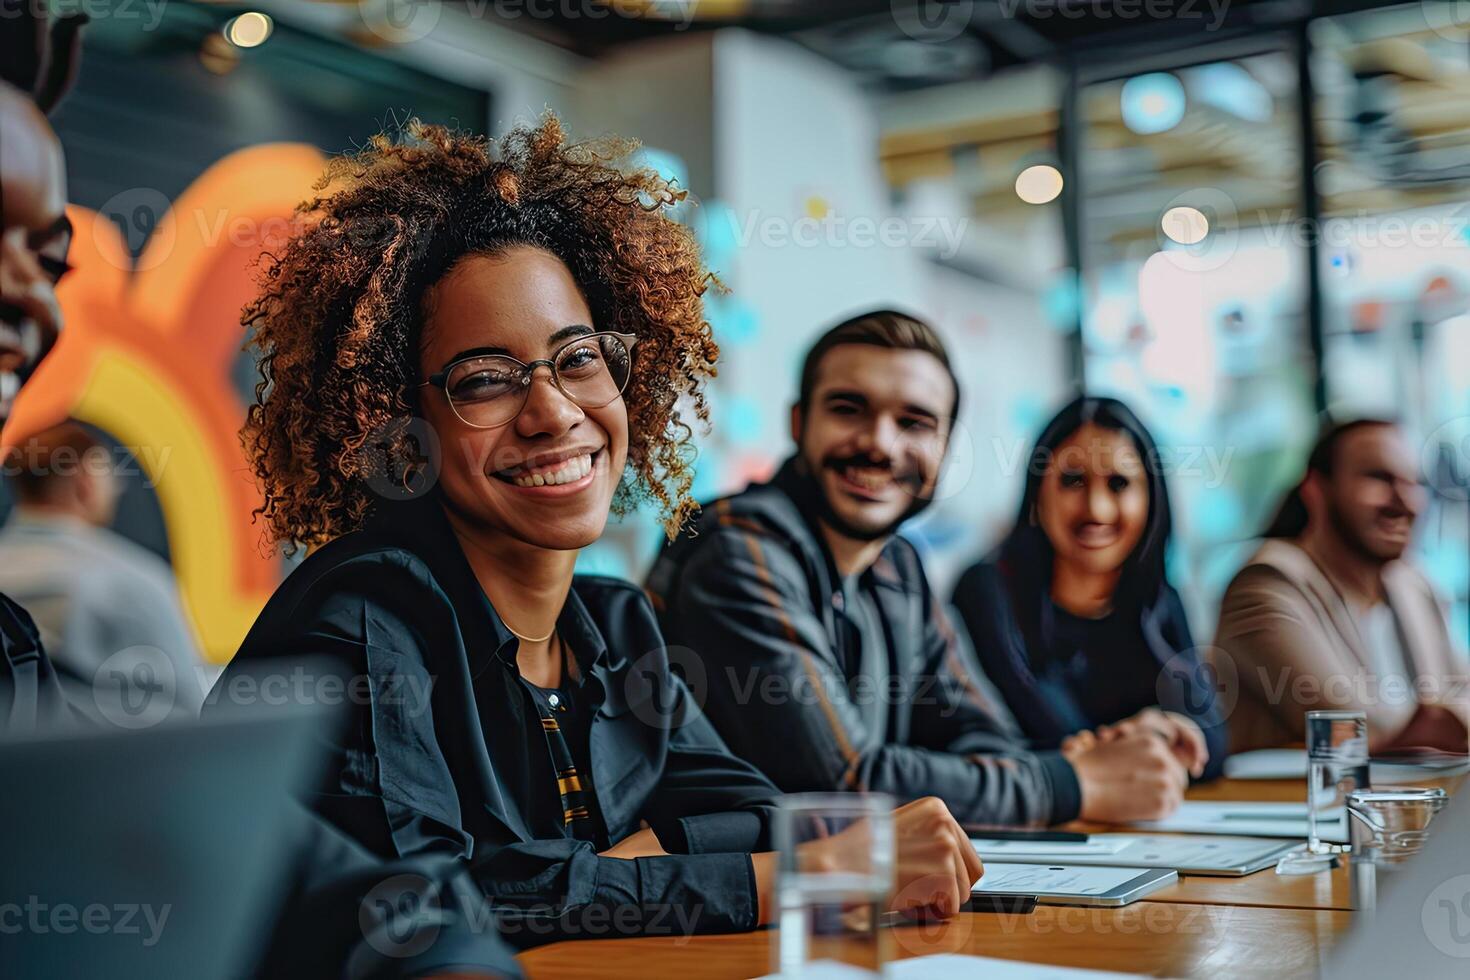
[517,774,1462,979]
[519,905,1348,979]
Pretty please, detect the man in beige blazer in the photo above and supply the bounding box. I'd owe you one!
[1214,420,1469,754]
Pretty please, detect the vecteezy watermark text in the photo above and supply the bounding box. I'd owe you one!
[990,438,1238,489]
[891,0,1230,43]
[717,209,971,260]
[1,440,172,486]
[0,897,170,947]
[1,0,168,31]
[359,873,707,959]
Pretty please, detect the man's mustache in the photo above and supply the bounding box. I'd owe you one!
[822,453,925,491]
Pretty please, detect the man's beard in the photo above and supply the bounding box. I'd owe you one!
[798,453,935,543]
[1326,498,1405,565]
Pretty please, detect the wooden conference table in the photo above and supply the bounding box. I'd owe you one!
[517,773,1463,979]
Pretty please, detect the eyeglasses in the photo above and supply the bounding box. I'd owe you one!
[419,330,637,429]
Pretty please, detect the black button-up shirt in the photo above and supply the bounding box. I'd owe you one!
[0,592,74,735]
[216,496,781,946]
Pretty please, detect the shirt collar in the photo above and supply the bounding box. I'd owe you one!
[477,579,617,685]
[375,496,619,677]
[868,552,904,589]
[8,509,93,533]
[0,594,39,660]
[560,585,618,674]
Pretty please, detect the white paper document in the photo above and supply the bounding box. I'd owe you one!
[890,954,1144,978]
[1222,748,1308,780]
[972,833,1297,874]
[1130,800,1344,839]
[764,954,1143,979]
[1225,747,1470,781]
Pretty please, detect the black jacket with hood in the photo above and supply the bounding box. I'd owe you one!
[646,457,1082,827]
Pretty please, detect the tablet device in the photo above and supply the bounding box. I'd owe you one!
[971,863,1178,907]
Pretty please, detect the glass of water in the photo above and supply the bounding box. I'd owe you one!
[773,793,895,978]
[1345,787,1449,911]
[1278,709,1369,875]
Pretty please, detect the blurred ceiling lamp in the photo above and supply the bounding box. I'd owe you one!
[1121,73,1186,135]
[1161,206,1209,245]
[225,11,273,48]
[1015,165,1063,205]
[1187,62,1272,123]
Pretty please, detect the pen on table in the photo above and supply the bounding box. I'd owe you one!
[882,894,1039,926]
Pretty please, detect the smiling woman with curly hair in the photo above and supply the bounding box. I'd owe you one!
[243,113,717,549]
[215,114,976,947]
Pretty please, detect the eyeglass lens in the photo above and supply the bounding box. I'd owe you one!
[443,333,633,428]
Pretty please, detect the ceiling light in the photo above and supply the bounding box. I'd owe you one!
[1122,73,1186,135]
[225,12,272,48]
[1015,165,1064,205]
[1162,206,1209,244]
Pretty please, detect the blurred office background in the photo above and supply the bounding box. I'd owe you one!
[7,0,1470,662]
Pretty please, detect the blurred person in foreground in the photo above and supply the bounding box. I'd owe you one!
[0,11,521,978]
[213,115,983,945]
[0,420,204,723]
[0,13,85,734]
[647,312,1190,828]
[951,396,1226,781]
[1214,419,1469,754]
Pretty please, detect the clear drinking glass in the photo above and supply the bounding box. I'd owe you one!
[1345,787,1449,912]
[773,793,895,978]
[1278,709,1370,875]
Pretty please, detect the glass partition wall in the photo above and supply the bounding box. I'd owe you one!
[1062,6,1470,645]
[1075,43,1317,633]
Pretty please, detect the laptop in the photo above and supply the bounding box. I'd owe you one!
[1326,784,1470,976]
[0,696,333,980]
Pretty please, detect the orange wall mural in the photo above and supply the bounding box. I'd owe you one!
[3,143,328,663]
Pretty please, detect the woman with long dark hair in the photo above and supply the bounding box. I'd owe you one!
[951,396,1226,780]
[212,114,982,946]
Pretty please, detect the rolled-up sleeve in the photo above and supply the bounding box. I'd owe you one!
[473,840,758,942]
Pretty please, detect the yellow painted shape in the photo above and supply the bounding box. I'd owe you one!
[70,351,261,662]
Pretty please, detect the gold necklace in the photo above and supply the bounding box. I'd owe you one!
[504,621,556,644]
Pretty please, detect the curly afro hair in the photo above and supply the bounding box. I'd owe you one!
[242,113,720,552]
